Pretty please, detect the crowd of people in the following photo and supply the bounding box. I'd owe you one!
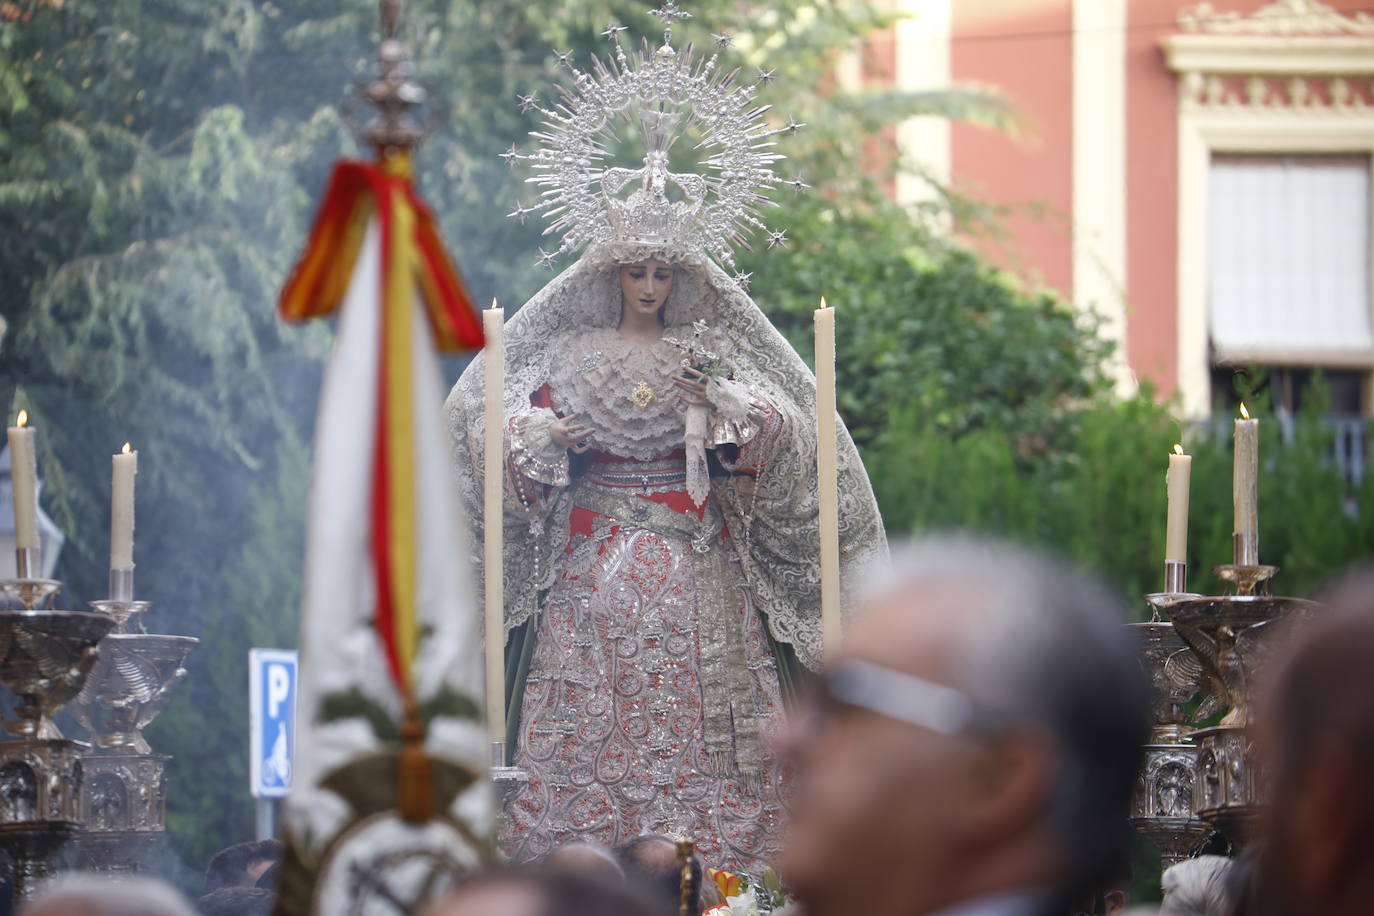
[13,538,1374,916]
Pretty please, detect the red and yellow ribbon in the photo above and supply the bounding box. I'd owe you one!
[280,153,483,692]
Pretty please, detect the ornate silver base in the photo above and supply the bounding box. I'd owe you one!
[0,738,88,898]
[1130,743,1212,867]
[1165,594,1320,728]
[73,633,197,754]
[1128,621,1202,742]
[1193,725,1261,849]
[0,610,115,740]
[76,753,169,874]
[1131,815,1215,870]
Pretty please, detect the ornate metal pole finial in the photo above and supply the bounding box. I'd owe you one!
[359,0,427,155]
[380,0,400,38]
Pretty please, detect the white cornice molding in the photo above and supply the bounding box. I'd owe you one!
[1178,0,1374,36]
[1164,33,1374,77]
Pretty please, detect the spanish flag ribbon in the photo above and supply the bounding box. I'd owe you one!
[281,154,484,352]
[280,153,482,695]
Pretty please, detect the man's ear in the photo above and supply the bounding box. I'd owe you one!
[958,729,1055,842]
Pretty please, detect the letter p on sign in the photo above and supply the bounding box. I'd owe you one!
[268,664,291,719]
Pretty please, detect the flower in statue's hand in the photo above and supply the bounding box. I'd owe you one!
[665,322,728,379]
[674,366,711,407]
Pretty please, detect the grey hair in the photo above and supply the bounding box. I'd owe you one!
[1159,855,1233,916]
[870,537,1150,894]
[22,873,196,916]
[545,840,625,878]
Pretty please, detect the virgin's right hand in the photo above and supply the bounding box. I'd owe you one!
[549,413,596,454]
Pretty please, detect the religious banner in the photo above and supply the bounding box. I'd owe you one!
[272,147,491,914]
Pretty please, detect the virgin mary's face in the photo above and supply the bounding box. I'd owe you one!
[619,260,674,321]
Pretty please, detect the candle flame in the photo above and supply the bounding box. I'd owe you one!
[820,296,828,310]
[121,442,132,454]
[490,297,498,310]
[1173,443,1184,455]
[15,410,27,428]
[1240,403,1250,420]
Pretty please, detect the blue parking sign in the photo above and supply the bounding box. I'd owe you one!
[249,649,298,799]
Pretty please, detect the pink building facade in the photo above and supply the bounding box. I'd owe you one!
[860,0,1374,418]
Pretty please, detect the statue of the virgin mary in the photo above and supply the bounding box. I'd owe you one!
[446,7,886,872]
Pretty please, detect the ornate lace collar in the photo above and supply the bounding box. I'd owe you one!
[548,327,691,461]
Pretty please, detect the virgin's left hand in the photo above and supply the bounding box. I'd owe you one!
[674,366,710,407]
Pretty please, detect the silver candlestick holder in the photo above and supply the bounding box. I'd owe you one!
[0,549,116,899]
[490,740,529,802]
[1129,565,1213,867]
[74,579,197,875]
[490,739,528,849]
[1164,546,1321,847]
[1,548,62,613]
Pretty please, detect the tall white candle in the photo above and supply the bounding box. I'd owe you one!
[7,411,38,551]
[1165,444,1192,564]
[483,301,506,744]
[1233,404,1259,564]
[814,298,841,659]
[111,442,138,571]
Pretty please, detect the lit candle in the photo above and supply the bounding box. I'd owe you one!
[1165,444,1191,564]
[6,411,38,552]
[482,300,506,745]
[1233,403,1259,565]
[111,442,138,572]
[814,298,841,659]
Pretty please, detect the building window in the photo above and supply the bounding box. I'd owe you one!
[1207,153,1372,481]
[1208,153,1372,371]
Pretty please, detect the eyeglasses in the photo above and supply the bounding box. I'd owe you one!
[814,658,988,736]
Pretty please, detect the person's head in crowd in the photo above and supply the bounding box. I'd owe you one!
[204,838,282,892]
[1072,859,1132,916]
[1158,855,1232,916]
[21,874,195,916]
[615,835,702,916]
[542,841,624,882]
[423,868,655,916]
[195,888,273,916]
[1252,567,1374,916]
[779,538,1150,916]
[1072,887,1129,915]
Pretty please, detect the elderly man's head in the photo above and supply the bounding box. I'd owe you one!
[22,874,195,916]
[779,538,1149,916]
[423,869,654,916]
[1253,568,1374,916]
[543,841,624,882]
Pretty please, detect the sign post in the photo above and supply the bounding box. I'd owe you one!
[249,649,298,839]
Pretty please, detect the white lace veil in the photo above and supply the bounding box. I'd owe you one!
[444,242,887,670]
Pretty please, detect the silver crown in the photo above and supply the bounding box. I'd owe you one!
[505,2,805,273]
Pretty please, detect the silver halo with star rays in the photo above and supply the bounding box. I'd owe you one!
[504,1,805,278]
